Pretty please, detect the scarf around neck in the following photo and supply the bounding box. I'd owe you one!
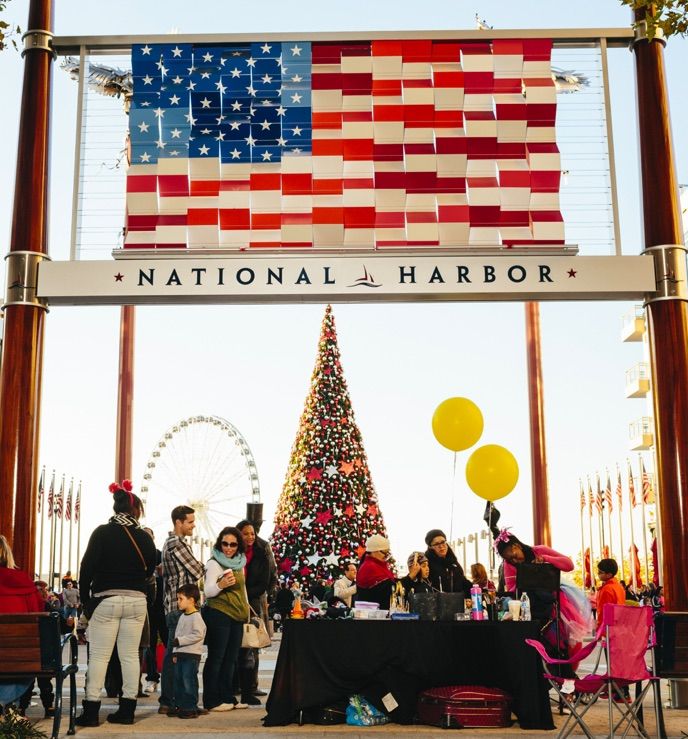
[109,513,140,528]
[212,546,247,571]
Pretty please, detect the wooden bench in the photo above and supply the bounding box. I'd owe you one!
[0,611,78,738]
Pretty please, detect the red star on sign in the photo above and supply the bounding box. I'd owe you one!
[315,510,333,525]
[306,466,323,481]
[567,268,577,278]
[114,272,124,282]
[339,460,355,476]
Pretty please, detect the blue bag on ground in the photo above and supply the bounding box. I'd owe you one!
[345,694,390,726]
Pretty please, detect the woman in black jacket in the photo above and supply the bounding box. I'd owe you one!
[236,520,275,705]
[424,529,472,594]
[76,482,156,727]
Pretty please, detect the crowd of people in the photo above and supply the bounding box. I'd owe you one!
[0,488,663,725]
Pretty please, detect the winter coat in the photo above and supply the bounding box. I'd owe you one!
[425,547,472,594]
[0,566,44,613]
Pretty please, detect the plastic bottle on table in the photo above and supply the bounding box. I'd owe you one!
[520,592,531,621]
[470,585,484,620]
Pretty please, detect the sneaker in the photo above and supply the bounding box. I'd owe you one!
[145,681,159,694]
[208,703,234,712]
[233,702,249,710]
[241,695,261,706]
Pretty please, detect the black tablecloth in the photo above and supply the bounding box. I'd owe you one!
[264,619,554,729]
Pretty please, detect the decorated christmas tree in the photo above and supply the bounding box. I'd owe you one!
[270,305,389,586]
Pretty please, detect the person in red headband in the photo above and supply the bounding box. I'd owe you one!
[76,481,156,728]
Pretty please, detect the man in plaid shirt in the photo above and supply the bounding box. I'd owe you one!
[158,505,204,714]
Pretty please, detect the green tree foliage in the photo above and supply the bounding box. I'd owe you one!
[620,0,688,39]
[0,0,21,52]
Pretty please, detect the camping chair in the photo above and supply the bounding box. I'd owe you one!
[525,604,661,739]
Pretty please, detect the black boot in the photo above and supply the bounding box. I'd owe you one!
[240,667,261,705]
[75,700,101,727]
[106,697,137,724]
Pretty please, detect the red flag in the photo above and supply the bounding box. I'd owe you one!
[65,480,73,522]
[630,543,643,588]
[584,547,592,589]
[74,482,81,523]
[615,468,623,512]
[604,472,613,513]
[628,462,637,508]
[595,475,603,514]
[640,458,655,505]
[47,472,55,519]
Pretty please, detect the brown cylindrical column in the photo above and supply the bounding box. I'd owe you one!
[114,305,135,482]
[633,11,688,610]
[525,301,551,546]
[0,0,54,573]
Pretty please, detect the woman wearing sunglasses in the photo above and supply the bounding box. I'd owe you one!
[202,527,250,712]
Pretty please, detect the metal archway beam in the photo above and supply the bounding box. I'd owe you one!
[37,253,655,305]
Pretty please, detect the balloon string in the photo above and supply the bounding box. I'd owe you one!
[449,451,457,542]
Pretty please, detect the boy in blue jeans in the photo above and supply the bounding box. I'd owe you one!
[171,584,206,719]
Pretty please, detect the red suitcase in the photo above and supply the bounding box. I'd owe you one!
[416,685,513,729]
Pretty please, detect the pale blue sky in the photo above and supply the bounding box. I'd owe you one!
[1,1,686,576]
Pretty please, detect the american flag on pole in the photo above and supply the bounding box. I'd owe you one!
[604,470,613,513]
[595,474,603,513]
[628,461,637,508]
[37,467,45,513]
[640,457,655,505]
[616,467,623,512]
[55,476,64,519]
[579,479,585,511]
[47,471,55,519]
[125,38,563,250]
[65,479,73,522]
[587,477,594,516]
[74,482,81,523]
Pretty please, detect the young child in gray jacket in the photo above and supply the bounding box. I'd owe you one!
[172,583,206,718]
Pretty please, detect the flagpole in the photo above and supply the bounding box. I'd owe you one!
[638,455,651,587]
[605,469,614,560]
[75,481,82,580]
[48,470,57,589]
[67,478,74,577]
[617,465,626,584]
[38,466,45,580]
[58,474,65,583]
[587,476,595,583]
[628,460,638,591]
[596,472,605,554]
[579,480,586,588]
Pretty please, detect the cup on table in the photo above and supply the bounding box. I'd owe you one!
[508,600,521,621]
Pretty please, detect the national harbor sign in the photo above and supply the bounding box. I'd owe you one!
[36,252,655,306]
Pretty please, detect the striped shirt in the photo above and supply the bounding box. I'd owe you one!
[161,534,204,615]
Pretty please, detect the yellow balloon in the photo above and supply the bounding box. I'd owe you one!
[431,397,484,452]
[465,444,519,501]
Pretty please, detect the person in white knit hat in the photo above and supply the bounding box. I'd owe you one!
[355,534,395,608]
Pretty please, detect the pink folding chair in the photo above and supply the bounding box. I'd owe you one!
[526,604,661,739]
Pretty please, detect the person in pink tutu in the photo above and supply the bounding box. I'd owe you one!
[488,507,591,672]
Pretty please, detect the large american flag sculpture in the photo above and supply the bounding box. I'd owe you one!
[125,39,563,250]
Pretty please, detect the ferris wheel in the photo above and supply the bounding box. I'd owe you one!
[140,415,260,547]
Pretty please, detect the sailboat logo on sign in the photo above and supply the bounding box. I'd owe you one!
[348,266,382,289]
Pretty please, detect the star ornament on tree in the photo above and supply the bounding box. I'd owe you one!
[315,510,333,525]
[339,460,355,476]
[307,466,323,481]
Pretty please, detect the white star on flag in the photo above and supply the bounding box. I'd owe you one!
[290,45,302,56]
[215,81,227,94]
[230,68,242,78]
[154,108,165,118]
[245,134,256,147]
[261,74,273,84]
[291,74,303,83]
[231,101,243,111]
[261,43,272,53]
[276,106,287,116]
[137,121,150,133]
[229,121,241,130]
[260,119,272,130]
[277,136,287,146]
[200,97,212,108]
[140,45,152,55]
[246,57,256,67]
[229,148,241,159]
[292,126,302,136]
[261,151,273,161]
[170,128,182,138]
[290,93,302,104]
[172,76,184,84]
[198,144,210,155]
[169,94,180,105]
[202,52,213,62]
[142,75,153,85]
[139,152,151,162]
[246,84,257,96]
[171,46,183,57]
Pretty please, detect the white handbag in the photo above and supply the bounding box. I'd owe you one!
[242,605,271,648]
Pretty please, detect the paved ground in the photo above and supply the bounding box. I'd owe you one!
[21,634,688,738]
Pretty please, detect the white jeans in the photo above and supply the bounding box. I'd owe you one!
[86,595,147,701]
